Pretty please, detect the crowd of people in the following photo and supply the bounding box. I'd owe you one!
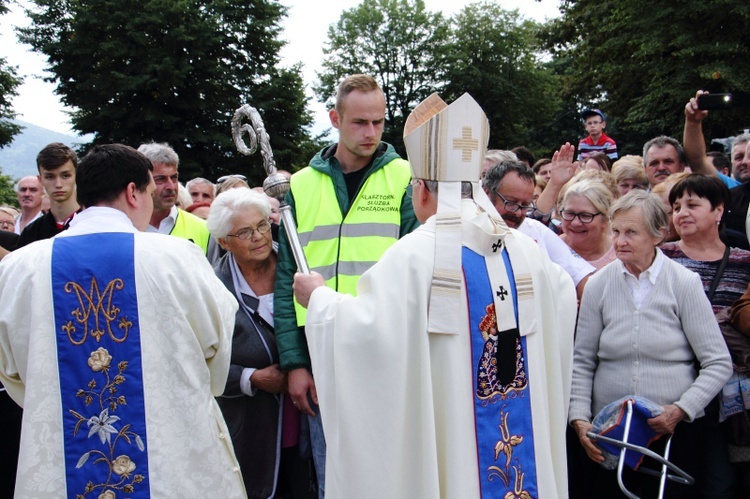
[0,76,749,499]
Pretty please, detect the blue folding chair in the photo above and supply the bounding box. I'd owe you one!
[586,397,694,499]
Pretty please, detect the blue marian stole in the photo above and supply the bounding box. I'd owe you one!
[52,233,150,498]
[463,246,539,498]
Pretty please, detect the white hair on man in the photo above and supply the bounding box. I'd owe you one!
[137,142,179,166]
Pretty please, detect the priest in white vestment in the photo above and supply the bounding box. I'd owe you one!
[293,95,577,498]
[0,144,246,499]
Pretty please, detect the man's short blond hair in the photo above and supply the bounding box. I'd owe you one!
[335,74,382,113]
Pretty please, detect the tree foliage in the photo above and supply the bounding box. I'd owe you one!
[441,2,564,154]
[314,0,449,152]
[529,54,588,158]
[544,0,750,153]
[0,58,22,150]
[315,0,586,159]
[0,166,16,206]
[19,0,316,185]
[0,0,23,149]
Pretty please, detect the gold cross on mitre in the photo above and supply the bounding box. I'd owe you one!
[453,127,479,162]
[403,93,488,182]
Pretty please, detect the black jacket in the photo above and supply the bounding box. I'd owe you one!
[214,254,282,498]
[15,211,72,250]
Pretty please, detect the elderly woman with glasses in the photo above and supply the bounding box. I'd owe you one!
[207,176,252,266]
[0,205,19,231]
[559,179,616,270]
[207,188,314,499]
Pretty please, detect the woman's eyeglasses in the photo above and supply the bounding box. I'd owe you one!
[226,221,271,240]
[560,210,602,224]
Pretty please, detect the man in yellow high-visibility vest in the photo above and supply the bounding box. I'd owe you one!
[274,74,419,497]
[139,142,211,254]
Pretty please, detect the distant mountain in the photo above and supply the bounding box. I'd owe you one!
[0,120,86,180]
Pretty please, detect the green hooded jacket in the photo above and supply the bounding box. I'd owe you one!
[273,142,419,371]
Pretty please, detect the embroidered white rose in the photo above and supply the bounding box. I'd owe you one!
[98,491,116,499]
[88,347,112,372]
[112,455,136,477]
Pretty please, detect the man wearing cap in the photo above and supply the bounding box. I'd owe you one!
[293,94,576,498]
[577,109,618,161]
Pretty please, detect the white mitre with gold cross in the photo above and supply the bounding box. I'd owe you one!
[403,92,489,182]
[404,93,529,335]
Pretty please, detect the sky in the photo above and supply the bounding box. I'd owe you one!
[0,0,560,136]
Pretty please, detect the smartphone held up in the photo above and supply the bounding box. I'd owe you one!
[697,93,733,111]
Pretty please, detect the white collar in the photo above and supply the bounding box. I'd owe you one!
[60,206,138,237]
[619,247,665,284]
[147,205,179,234]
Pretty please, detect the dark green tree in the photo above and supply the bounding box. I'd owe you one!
[544,0,750,152]
[527,55,589,159]
[0,0,24,149]
[441,2,562,155]
[254,65,324,172]
[19,0,315,186]
[0,166,16,206]
[0,58,22,150]
[314,0,450,152]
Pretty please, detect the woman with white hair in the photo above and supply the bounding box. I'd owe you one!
[559,179,616,270]
[207,188,314,498]
[570,190,732,498]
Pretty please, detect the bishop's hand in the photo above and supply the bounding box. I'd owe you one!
[293,271,325,308]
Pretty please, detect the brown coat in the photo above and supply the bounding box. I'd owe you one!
[730,283,750,337]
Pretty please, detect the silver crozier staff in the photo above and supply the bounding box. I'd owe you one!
[230,104,310,274]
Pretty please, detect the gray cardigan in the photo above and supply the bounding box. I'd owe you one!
[569,251,732,423]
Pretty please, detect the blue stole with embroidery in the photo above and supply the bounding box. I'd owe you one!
[463,246,539,498]
[52,233,150,498]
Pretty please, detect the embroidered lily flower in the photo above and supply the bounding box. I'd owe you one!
[87,409,120,444]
